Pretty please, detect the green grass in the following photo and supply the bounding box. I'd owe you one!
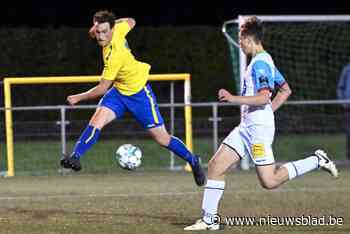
[273,133,346,161]
[0,133,347,176]
[0,169,349,233]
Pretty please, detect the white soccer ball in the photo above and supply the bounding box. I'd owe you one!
[115,144,142,170]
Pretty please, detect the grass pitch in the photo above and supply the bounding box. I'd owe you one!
[0,133,347,175]
[0,168,349,234]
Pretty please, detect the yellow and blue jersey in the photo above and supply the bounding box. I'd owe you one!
[99,21,163,129]
[102,21,150,96]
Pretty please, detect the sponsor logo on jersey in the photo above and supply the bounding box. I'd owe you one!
[252,143,265,158]
[259,76,268,86]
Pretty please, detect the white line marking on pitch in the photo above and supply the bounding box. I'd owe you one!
[0,187,350,201]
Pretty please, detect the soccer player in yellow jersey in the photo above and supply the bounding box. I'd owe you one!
[60,10,205,186]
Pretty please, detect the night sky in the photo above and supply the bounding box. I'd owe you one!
[1,1,349,27]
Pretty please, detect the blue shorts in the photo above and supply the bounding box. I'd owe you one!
[98,83,164,129]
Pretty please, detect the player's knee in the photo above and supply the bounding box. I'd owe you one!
[89,108,115,129]
[153,133,171,147]
[259,179,279,190]
[156,138,168,147]
[208,158,220,173]
[89,118,105,129]
[208,158,216,169]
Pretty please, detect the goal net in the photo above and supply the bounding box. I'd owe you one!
[223,15,350,166]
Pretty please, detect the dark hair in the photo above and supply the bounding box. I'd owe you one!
[93,10,116,28]
[240,16,263,43]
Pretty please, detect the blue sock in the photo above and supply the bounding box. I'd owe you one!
[71,125,101,159]
[166,136,196,165]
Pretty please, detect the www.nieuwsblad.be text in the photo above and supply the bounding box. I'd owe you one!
[213,214,344,226]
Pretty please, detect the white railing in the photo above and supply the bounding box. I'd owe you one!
[1,100,349,174]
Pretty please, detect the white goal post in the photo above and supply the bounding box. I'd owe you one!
[223,15,350,85]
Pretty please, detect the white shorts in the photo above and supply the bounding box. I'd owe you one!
[222,124,275,166]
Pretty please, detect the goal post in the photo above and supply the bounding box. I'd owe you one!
[3,74,193,177]
[223,14,350,99]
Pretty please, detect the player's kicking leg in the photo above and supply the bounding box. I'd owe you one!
[281,149,338,181]
[256,149,338,190]
[165,135,206,187]
[60,106,116,171]
[148,125,206,186]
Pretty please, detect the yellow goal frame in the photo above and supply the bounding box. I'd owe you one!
[3,74,193,177]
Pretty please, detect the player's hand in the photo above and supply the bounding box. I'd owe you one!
[67,95,81,105]
[218,89,235,102]
[88,22,97,39]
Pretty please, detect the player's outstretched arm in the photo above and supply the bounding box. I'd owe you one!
[89,18,136,38]
[271,83,292,112]
[67,79,113,105]
[218,88,270,106]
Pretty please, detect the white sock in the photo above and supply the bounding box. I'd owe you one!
[202,180,225,224]
[283,156,319,180]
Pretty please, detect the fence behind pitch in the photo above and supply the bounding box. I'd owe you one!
[0,101,348,176]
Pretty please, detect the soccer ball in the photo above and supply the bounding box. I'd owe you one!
[115,144,142,170]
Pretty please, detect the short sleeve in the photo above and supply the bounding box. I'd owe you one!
[252,60,273,91]
[274,68,286,88]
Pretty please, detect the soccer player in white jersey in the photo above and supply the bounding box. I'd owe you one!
[184,16,339,231]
